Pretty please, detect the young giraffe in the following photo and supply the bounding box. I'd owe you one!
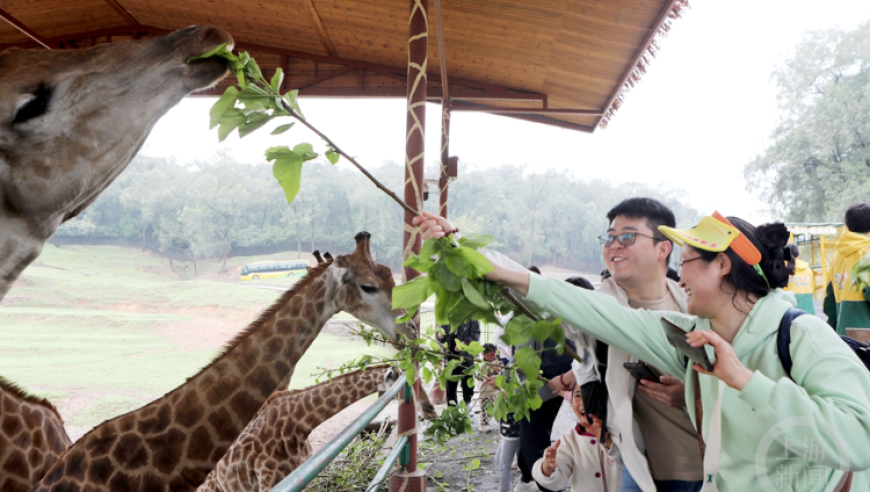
[28,232,413,492]
[197,364,398,492]
[0,378,72,492]
[310,251,436,420]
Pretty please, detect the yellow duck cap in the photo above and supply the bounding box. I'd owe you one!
[658,211,762,265]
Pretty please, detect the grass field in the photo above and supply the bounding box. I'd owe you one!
[0,244,395,439]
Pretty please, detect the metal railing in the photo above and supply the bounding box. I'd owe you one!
[268,373,408,492]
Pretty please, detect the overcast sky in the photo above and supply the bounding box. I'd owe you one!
[141,0,870,226]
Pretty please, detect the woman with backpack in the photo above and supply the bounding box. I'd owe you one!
[415,211,870,491]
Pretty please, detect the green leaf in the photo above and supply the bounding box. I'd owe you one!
[445,251,469,277]
[209,86,240,130]
[431,260,461,292]
[396,304,419,323]
[270,68,284,92]
[238,112,273,139]
[392,275,434,309]
[243,55,263,82]
[454,247,495,278]
[326,148,340,165]
[550,321,566,355]
[503,315,534,346]
[531,320,555,344]
[461,279,489,309]
[423,366,432,383]
[459,233,494,249]
[272,154,304,204]
[434,287,456,325]
[217,109,246,142]
[284,90,303,116]
[271,123,294,135]
[265,146,297,161]
[471,458,481,470]
[515,346,541,380]
[464,341,484,357]
[293,143,318,161]
[495,375,506,389]
[448,298,477,328]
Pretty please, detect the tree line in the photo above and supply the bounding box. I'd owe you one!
[745,20,870,221]
[55,152,700,274]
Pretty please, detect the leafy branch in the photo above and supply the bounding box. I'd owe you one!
[191,47,581,439]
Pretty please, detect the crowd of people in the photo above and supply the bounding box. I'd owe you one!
[416,200,870,492]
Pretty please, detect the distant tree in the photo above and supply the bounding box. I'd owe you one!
[745,21,870,221]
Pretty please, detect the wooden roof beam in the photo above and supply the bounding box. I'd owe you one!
[0,7,53,49]
[104,0,139,26]
[451,102,602,116]
[300,0,337,57]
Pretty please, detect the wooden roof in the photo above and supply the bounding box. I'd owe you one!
[0,0,688,132]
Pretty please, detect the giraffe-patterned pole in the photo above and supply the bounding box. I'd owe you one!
[393,0,427,491]
[438,104,450,219]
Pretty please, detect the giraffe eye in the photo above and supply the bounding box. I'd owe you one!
[360,284,378,294]
[14,85,52,124]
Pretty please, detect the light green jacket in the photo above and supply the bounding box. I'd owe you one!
[525,274,870,492]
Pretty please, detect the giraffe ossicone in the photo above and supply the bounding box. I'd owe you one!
[0,25,232,302]
[29,232,414,492]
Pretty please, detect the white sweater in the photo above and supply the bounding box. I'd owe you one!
[532,428,622,492]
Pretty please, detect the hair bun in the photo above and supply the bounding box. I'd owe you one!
[756,223,790,288]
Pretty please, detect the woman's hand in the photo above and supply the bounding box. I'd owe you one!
[686,330,754,390]
[412,211,453,240]
[541,439,560,477]
[548,370,575,393]
[412,211,531,294]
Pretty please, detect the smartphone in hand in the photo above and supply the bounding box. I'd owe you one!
[660,317,713,371]
[623,362,658,382]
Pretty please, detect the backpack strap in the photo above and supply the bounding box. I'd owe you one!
[777,307,807,379]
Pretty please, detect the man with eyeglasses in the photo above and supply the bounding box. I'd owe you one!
[549,198,703,492]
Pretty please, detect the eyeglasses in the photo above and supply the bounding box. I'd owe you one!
[677,256,704,269]
[597,232,661,248]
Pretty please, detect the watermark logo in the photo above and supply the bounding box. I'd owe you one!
[754,416,850,492]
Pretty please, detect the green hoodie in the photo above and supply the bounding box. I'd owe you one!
[525,275,870,492]
[824,231,870,335]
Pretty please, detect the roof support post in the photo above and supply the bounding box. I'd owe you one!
[393,0,428,488]
[433,0,450,219]
[438,104,450,219]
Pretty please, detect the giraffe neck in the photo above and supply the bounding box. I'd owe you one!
[284,366,390,439]
[0,379,72,491]
[30,262,339,492]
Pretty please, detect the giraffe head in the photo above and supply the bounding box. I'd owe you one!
[377,365,401,396]
[0,26,233,301]
[0,26,232,220]
[328,232,414,343]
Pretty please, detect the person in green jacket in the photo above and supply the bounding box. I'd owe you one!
[823,202,870,335]
[784,243,816,315]
[415,210,870,492]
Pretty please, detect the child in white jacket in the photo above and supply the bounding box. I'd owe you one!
[532,384,622,492]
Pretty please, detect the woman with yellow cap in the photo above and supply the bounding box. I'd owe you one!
[414,211,870,492]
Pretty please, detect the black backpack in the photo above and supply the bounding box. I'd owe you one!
[777,307,870,377]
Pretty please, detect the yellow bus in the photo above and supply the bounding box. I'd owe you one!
[239,260,309,281]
